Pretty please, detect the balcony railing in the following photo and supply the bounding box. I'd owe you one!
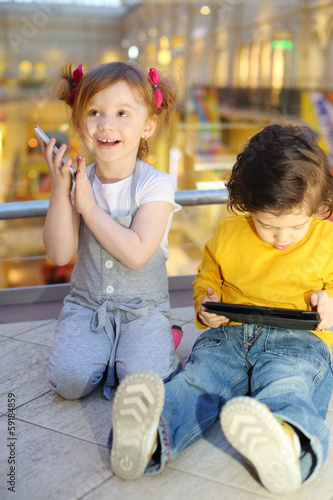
[0,189,228,220]
[0,189,228,306]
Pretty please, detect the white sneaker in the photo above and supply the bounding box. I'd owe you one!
[220,396,302,495]
[111,371,165,480]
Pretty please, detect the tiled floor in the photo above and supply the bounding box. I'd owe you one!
[0,305,332,500]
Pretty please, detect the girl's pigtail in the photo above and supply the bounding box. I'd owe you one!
[54,62,83,108]
[149,69,176,129]
[54,63,75,107]
[157,75,176,128]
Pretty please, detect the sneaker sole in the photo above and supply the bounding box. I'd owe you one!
[220,397,301,495]
[111,372,165,480]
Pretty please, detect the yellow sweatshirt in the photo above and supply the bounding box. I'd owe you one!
[193,216,333,347]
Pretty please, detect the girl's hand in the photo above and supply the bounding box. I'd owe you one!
[310,290,333,330]
[74,156,96,215]
[198,287,229,328]
[39,138,73,192]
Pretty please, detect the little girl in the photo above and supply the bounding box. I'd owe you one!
[40,61,181,400]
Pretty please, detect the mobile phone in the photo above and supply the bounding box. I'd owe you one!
[204,302,320,330]
[34,125,77,178]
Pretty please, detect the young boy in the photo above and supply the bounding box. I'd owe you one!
[109,124,333,495]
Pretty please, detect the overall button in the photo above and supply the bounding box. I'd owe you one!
[106,285,114,294]
[105,260,113,269]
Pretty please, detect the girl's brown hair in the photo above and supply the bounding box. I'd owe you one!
[55,61,176,160]
[226,124,333,218]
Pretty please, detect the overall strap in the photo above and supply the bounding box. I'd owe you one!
[129,160,142,214]
[87,163,97,184]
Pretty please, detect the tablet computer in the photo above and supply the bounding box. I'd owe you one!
[203,302,320,330]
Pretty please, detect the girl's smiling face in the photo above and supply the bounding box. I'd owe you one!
[251,207,313,250]
[81,80,156,178]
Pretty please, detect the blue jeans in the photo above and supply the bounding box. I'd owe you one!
[147,325,333,484]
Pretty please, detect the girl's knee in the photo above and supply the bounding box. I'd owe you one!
[48,369,86,399]
[48,363,105,400]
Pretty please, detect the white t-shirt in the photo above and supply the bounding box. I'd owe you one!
[72,161,181,258]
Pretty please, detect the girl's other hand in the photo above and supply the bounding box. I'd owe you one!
[198,287,229,328]
[74,155,96,215]
[310,290,333,331]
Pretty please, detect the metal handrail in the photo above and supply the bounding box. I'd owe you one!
[0,189,229,220]
[0,189,229,305]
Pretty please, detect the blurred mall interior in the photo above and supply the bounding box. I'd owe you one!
[1,0,333,289]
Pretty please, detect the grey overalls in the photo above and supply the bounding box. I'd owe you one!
[48,161,179,400]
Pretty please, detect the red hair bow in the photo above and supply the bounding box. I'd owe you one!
[149,68,163,109]
[71,63,83,104]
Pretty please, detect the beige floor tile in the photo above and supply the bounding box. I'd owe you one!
[169,421,271,495]
[0,338,50,413]
[14,320,57,347]
[0,418,111,500]
[0,320,51,338]
[18,386,113,446]
[83,466,272,500]
[170,306,195,324]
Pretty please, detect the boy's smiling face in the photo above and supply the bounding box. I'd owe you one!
[251,207,313,250]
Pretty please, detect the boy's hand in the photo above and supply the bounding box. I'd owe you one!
[309,290,333,331]
[198,287,229,328]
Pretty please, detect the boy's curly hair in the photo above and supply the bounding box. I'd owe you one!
[226,124,333,218]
